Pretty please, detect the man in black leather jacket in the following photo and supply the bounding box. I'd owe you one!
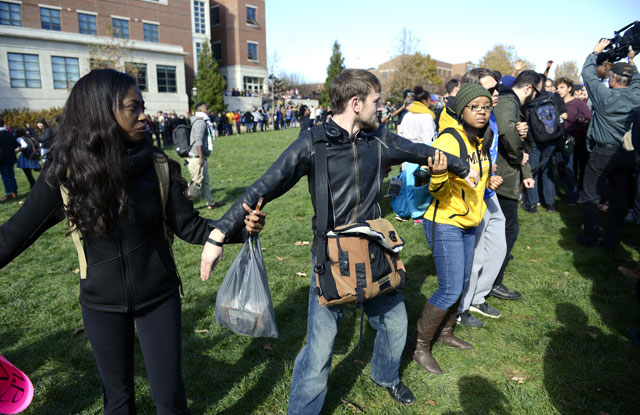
[202,69,477,413]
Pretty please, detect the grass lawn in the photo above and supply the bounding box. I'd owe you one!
[1,127,639,414]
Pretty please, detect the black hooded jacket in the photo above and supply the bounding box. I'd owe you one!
[0,140,216,313]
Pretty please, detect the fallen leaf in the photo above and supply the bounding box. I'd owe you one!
[526,246,531,250]
[295,241,310,246]
[505,369,528,384]
[263,343,272,351]
[217,164,222,168]
[550,269,557,273]
[275,256,284,261]
[587,331,598,339]
[510,375,528,384]
[353,359,365,365]
[194,329,209,333]
[340,399,363,413]
[296,272,307,277]
[261,248,266,251]
[18,201,23,205]
[529,259,540,263]
[72,268,80,275]
[73,326,85,335]
[297,216,304,220]
[563,271,570,276]
[424,399,436,406]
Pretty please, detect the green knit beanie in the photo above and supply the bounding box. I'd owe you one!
[455,83,493,119]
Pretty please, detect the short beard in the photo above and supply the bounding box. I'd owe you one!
[358,117,379,131]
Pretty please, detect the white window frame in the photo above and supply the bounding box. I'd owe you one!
[247,41,258,62]
[246,4,257,26]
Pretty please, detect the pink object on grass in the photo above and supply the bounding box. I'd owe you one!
[0,355,34,414]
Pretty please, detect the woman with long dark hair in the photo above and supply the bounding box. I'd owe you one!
[35,117,54,161]
[0,69,265,414]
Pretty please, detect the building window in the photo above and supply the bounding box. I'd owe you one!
[40,7,61,31]
[212,41,221,61]
[195,41,203,67]
[243,76,263,92]
[246,5,257,25]
[193,0,205,34]
[78,13,97,34]
[157,65,176,93]
[247,42,258,61]
[8,53,41,88]
[0,2,21,26]
[112,18,129,39]
[126,62,147,91]
[51,56,80,89]
[144,23,158,42]
[211,5,219,26]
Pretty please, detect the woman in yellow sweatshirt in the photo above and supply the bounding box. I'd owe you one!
[412,83,501,374]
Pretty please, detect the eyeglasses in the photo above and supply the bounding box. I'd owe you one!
[530,83,541,96]
[466,105,494,113]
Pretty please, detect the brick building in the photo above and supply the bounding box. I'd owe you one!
[370,55,474,96]
[211,0,266,95]
[0,0,212,112]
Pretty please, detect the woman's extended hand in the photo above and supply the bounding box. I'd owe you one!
[243,197,265,235]
[427,150,448,175]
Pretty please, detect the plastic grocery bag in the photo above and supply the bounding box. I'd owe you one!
[215,235,278,338]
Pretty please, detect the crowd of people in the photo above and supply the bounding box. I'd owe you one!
[0,37,639,415]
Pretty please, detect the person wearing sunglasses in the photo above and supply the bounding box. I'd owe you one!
[412,84,496,374]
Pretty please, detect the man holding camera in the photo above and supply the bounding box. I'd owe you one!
[577,40,640,251]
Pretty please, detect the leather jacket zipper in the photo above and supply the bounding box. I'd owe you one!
[117,226,134,312]
[351,140,360,222]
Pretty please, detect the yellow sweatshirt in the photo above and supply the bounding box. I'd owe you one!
[407,101,436,118]
[424,124,491,229]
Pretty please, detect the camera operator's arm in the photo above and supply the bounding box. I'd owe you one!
[628,46,640,89]
[628,46,635,65]
[582,40,613,112]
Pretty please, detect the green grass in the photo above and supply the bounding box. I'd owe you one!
[1,128,639,414]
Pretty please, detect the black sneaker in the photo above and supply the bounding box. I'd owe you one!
[383,381,415,405]
[456,311,484,328]
[470,303,501,318]
[546,204,557,212]
[521,204,538,213]
[490,284,521,300]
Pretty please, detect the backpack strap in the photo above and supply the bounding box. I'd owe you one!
[60,185,88,279]
[310,126,330,280]
[440,127,483,178]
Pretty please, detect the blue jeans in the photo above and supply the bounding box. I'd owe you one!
[423,220,476,310]
[557,152,578,204]
[288,274,407,414]
[523,140,557,207]
[0,163,18,195]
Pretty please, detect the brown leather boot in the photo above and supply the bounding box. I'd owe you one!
[412,301,448,374]
[437,299,473,350]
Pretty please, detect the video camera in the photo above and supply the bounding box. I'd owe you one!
[597,21,640,65]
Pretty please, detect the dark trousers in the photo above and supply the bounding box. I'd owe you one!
[22,168,35,189]
[574,138,589,192]
[82,291,188,415]
[494,196,519,287]
[581,143,636,248]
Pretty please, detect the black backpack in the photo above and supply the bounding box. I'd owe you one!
[527,94,564,142]
[172,124,191,157]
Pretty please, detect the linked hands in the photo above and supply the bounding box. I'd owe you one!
[200,198,265,281]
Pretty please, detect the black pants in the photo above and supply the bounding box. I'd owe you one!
[82,291,188,415]
[581,143,635,248]
[494,196,519,287]
[22,168,35,189]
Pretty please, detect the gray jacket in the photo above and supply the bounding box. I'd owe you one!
[188,115,211,157]
[582,54,640,147]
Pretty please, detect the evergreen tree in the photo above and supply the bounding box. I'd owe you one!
[193,42,226,112]
[321,41,346,108]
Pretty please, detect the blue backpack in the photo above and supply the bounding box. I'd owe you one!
[391,163,433,219]
[390,128,468,220]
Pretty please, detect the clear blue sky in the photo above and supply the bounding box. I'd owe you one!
[265,0,640,83]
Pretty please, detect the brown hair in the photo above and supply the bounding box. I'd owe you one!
[555,77,574,91]
[329,69,381,115]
